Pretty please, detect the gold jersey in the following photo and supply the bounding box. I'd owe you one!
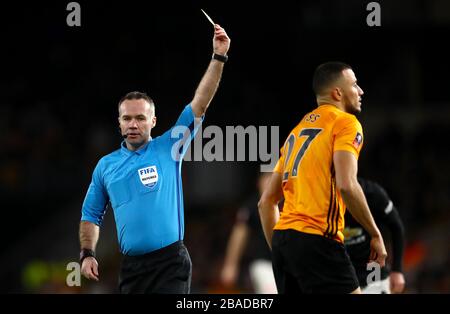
[274,104,364,243]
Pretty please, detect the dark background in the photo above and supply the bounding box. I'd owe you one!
[0,0,449,293]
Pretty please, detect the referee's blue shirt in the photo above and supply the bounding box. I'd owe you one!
[81,104,203,256]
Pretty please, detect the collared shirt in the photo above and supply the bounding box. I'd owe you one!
[81,104,203,255]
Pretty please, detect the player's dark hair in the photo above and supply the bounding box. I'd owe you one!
[118,91,155,112]
[312,62,352,95]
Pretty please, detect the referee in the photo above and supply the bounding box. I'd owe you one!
[79,24,230,293]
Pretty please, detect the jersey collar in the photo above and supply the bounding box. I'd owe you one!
[120,137,152,156]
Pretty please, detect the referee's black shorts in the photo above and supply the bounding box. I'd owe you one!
[272,229,359,294]
[119,240,192,294]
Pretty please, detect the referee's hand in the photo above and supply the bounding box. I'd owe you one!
[213,24,230,56]
[81,257,99,281]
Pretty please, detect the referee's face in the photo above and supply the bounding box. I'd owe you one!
[340,69,364,114]
[118,99,156,151]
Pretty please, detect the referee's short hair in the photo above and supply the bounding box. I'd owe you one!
[118,91,155,114]
[312,62,352,96]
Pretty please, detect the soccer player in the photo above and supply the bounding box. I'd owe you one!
[220,172,277,293]
[258,62,387,294]
[345,177,406,294]
[78,24,230,293]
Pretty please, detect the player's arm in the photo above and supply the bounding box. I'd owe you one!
[258,172,283,250]
[191,24,230,117]
[384,205,406,293]
[333,151,387,267]
[79,221,100,281]
[221,220,250,287]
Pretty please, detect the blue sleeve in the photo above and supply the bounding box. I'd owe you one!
[169,103,204,161]
[81,160,109,226]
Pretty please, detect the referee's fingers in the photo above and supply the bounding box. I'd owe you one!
[215,31,227,38]
[81,259,99,281]
[81,262,89,278]
[86,267,99,281]
[92,262,99,278]
[88,261,99,281]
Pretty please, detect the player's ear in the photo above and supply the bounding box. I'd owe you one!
[331,87,342,101]
[151,116,157,128]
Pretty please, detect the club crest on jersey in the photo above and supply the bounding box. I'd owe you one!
[138,166,158,188]
[353,132,363,149]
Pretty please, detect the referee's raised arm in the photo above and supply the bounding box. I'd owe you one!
[191,24,230,118]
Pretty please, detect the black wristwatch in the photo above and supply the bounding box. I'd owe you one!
[212,53,228,63]
[80,248,96,264]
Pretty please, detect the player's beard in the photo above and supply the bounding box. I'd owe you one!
[343,95,361,115]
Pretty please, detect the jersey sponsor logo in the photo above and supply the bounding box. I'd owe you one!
[138,166,158,188]
[353,132,363,149]
[343,227,365,245]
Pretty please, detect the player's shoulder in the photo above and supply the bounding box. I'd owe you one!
[335,109,360,123]
[334,112,362,133]
[310,105,358,125]
[292,107,321,130]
